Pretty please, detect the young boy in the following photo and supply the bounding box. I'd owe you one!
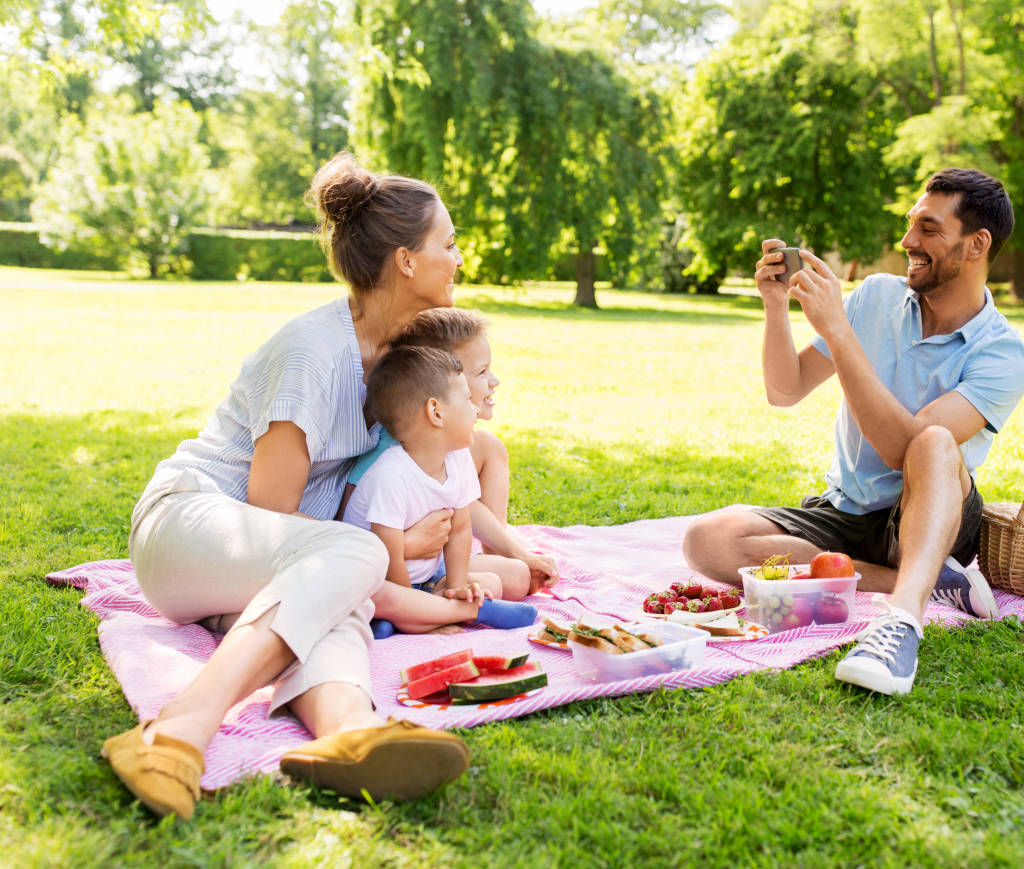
[343,346,538,634]
[342,308,559,597]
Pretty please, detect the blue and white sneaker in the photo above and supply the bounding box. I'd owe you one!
[930,556,1000,620]
[834,601,923,695]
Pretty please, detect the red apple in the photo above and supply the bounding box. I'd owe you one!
[791,570,812,579]
[810,552,855,579]
[813,593,850,624]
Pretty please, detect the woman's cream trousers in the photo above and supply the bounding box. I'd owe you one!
[129,469,388,714]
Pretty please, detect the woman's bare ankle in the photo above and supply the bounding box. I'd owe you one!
[142,711,216,752]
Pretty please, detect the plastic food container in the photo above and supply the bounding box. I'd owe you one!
[739,565,859,634]
[569,621,707,683]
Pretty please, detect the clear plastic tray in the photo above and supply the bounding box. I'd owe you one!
[739,565,859,634]
[569,621,707,683]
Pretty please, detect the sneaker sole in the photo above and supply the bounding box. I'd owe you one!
[280,737,471,801]
[835,656,917,696]
[944,557,1000,620]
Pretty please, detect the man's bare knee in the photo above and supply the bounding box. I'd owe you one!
[904,425,966,493]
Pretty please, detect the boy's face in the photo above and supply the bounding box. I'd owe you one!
[457,334,500,422]
[438,372,479,449]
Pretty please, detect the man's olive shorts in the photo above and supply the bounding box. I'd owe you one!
[750,483,983,569]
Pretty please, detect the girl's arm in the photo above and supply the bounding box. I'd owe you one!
[370,523,413,587]
[469,500,559,592]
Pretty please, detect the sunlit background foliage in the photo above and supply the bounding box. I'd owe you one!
[1,0,1022,301]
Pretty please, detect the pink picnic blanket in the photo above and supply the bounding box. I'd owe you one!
[46,513,1021,789]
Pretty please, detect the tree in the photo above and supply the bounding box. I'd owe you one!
[676,25,903,284]
[355,0,668,305]
[32,99,211,276]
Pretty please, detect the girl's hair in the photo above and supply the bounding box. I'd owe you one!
[305,152,441,299]
[390,308,489,355]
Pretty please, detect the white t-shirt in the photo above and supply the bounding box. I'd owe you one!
[342,444,481,584]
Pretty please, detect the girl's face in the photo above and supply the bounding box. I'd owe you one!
[457,334,500,422]
[409,203,463,310]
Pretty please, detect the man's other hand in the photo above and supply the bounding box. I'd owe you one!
[788,251,847,341]
[755,240,793,309]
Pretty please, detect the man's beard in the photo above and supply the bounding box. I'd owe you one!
[907,240,964,293]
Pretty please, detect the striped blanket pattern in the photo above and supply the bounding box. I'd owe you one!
[46,512,1018,789]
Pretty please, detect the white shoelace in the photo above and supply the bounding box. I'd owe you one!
[932,587,967,612]
[853,600,911,665]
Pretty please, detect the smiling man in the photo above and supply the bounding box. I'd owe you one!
[684,168,1024,695]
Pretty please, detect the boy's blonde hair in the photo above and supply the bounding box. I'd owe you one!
[368,346,463,436]
[390,308,489,355]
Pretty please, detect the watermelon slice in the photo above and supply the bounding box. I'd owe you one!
[472,653,529,673]
[400,648,474,685]
[406,661,480,700]
[448,661,547,704]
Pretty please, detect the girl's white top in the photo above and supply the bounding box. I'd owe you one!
[133,298,381,526]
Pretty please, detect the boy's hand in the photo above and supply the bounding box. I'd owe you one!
[404,508,453,560]
[524,553,560,595]
[445,583,492,606]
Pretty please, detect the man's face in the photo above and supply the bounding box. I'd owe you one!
[900,192,967,294]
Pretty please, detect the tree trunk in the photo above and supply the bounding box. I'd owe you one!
[844,259,859,282]
[573,249,598,308]
[1010,247,1024,302]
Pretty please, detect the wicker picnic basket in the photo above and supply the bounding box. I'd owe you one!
[978,499,1024,595]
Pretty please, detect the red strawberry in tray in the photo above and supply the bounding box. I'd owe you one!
[682,581,703,599]
[657,589,678,604]
[720,592,741,609]
[686,599,705,613]
[705,597,724,612]
[701,586,720,600]
[663,601,679,615]
[671,581,687,595]
[645,600,663,614]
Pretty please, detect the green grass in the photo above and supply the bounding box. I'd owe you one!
[3,265,1024,867]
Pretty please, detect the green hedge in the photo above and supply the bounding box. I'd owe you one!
[188,227,330,282]
[0,222,117,271]
[0,223,332,282]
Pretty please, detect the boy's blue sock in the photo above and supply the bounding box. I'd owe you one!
[370,618,396,640]
[474,598,538,630]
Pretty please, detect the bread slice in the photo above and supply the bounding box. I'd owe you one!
[694,612,744,637]
[634,632,664,648]
[597,627,648,653]
[568,632,623,654]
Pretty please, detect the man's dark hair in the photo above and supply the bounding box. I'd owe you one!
[925,168,1015,264]
[368,346,463,436]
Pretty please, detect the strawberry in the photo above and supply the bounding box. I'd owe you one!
[670,581,687,595]
[646,593,659,605]
[645,600,662,614]
[701,586,719,600]
[663,601,677,615]
[705,597,724,612]
[720,592,741,609]
[657,589,678,604]
[651,602,665,614]
[686,599,705,613]
[682,582,703,599]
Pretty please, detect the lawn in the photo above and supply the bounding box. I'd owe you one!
[3,265,1024,868]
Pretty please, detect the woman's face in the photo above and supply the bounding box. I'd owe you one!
[457,334,500,422]
[410,203,463,310]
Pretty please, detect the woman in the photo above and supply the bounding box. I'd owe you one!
[101,153,482,820]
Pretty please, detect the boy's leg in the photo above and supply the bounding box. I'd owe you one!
[465,555,530,601]
[472,430,510,550]
[371,582,481,634]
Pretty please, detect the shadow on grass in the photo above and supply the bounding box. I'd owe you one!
[456,291,770,325]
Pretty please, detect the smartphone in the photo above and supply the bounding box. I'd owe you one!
[772,247,807,283]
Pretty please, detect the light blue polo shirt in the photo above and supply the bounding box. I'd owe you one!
[810,274,1024,515]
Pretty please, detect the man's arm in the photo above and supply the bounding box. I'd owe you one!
[755,240,836,405]
[788,251,987,469]
[369,524,413,587]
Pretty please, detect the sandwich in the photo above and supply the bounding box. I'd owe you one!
[694,611,745,637]
[536,617,571,644]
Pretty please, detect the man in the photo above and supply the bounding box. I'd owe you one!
[683,168,1024,695]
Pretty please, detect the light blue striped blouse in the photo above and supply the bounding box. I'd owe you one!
[147,298,381,521]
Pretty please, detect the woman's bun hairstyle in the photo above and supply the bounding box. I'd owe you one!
[306,152,442,297]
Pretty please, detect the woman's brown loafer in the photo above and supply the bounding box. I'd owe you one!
[101,722,204,820]
[280,717,470,800]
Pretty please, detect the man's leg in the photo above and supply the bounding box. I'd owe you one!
[885,426,972,624]
[835,426,976,695]
[683,511,897,589]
